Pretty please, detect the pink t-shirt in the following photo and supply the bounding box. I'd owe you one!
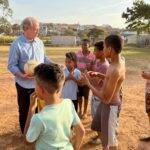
[76,50,95,72]
[90,59,109,90]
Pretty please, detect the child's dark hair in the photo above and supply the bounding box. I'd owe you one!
[94,41,104,51]
[66,52,77,62]
[34,63,64,93]
[105,35,122,53]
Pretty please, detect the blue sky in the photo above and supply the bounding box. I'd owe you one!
[10,0,150,28]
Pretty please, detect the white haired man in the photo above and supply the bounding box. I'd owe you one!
[8,17,52,134]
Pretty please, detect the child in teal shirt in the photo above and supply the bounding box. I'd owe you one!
[24,63,85,150]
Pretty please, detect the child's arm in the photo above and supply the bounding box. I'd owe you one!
[87,71,106,80]
[142,71,150,80]
[23,92,43,145]
[24,92,37,136]
[24,92,44,143]
[73,122,85,150]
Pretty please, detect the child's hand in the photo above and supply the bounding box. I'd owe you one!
[87,71,98,77]
[29,92,38,111]
[69,73,75,80]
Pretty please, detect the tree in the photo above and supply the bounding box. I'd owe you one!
[0,17,11,34]
[12,23,21,35]
[0,0,12,17]
[63,29,75,36]
[122,0,150,34]
[87,28,105,44]
[0,0,12,34]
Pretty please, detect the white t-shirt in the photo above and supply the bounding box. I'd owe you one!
[61,68,81,100]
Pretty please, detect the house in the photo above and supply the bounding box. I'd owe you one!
[121,31,150,46]
[121,31,137,44]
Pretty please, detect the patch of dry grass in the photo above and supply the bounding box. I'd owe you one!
[0,45,150,149]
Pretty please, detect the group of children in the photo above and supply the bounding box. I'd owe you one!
[24,35,127,150]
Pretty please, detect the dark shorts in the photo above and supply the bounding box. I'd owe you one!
[91,102,120,147]
[145,93,150,114]
[77,85,90,100]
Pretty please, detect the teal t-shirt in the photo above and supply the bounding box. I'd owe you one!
[26,99,80,150]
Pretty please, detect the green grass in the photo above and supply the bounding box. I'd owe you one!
[0,45,150,75]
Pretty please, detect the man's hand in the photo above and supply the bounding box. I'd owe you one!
[68,73,75,80]
[24,73,34,79]
[29,92,38,112]
[21,73,34,79]
[15,72,34,79]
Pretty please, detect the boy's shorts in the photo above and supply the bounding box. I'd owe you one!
[91,101,120,147]
[145,93,150,114]
[77,85,90,100]
[91,96,101,118]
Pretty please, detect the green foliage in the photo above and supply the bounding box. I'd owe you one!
[87,28,105,44]
[0,0,12,34]
[0,35,16,45]
[0,0,12,17]
[0,17,12,34]
[0,36,52,45]
[122,0,150,34]
[62,29,75,36]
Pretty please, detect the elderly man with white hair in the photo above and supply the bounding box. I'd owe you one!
[8,17,53,134]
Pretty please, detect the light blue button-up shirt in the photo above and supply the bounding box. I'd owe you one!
[8,34,52,89]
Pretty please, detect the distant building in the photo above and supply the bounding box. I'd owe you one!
[51,36,77,46]
[121,31,150,46]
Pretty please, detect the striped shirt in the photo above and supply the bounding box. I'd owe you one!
[76,50,95,72]
[8,34,52,89]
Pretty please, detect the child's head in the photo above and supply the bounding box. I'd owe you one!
[104,35,122,58]
[65,52,77,69]
[94,41,104,59]
[81,39,90,51]
[34,63,65,99]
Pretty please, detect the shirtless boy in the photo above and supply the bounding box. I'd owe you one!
[83,35,125,150]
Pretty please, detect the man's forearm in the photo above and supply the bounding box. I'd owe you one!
[15,71,25,78]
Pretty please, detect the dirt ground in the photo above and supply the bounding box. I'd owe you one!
[0,46,150,150]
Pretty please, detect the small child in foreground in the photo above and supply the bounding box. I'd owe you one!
[61,52,81,112]
[24,63,85,150]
